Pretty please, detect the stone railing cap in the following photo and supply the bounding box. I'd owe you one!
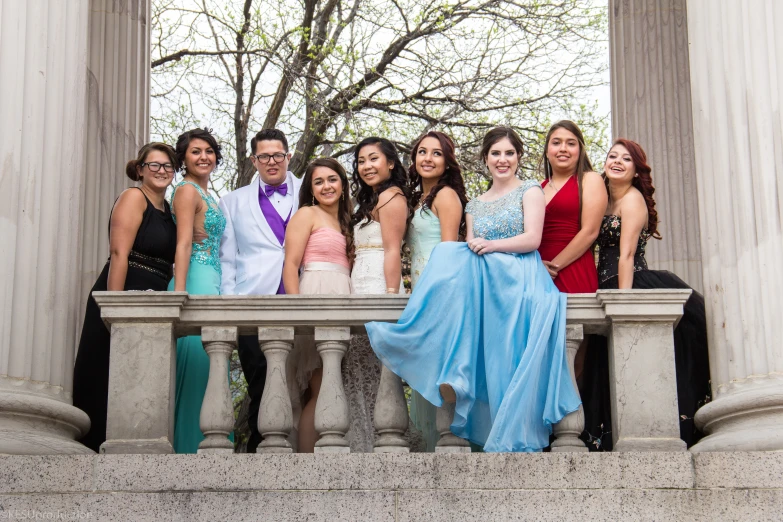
[93,291,188,325]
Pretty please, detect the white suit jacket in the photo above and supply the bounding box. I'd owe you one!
[219,173,302,295]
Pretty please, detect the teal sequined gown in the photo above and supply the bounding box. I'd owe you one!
[168,180,227,453]
[407,208,443,452]
[366,180,580,452]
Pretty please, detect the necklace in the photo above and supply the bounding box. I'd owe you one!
[549,174,573,192]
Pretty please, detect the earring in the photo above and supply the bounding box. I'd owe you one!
[312,195,315,205]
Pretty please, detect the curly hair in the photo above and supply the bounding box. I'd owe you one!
[408,131,468,234]
[175,128,223,173]
[350,137,412,228]
[608,138,662,240]
[299,158,355,265]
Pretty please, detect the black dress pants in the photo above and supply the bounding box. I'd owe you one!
[237,334,267,453]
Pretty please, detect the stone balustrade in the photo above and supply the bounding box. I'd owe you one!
[91,290,691,454]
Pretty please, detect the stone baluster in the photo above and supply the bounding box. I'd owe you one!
[94,292,188,454]
[598,289,690,452]
[313,327,351,453]
[552,324,588,452]
[256,327,294,454]
[435,403,471,453]
[197,327,237,454]
[373,366,410,453]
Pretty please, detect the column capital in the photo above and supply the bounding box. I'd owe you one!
[597,289,690,324]
[314,327,351,343]
[201,326,238,344]
[257,326,295,343]
[92,291,188,324]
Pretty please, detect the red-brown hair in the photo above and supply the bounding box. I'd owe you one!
[610,138,661,239]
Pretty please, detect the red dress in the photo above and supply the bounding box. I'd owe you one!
[539,176,598,293]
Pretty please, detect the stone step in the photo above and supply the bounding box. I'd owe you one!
[1,452,781,521]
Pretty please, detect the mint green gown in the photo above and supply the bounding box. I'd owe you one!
[407,208,442,452]
[168,180,228,453]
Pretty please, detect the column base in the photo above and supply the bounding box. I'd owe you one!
[434,446,471,454]
[691,377,783,452]
[614,437,687,452]
[373,446,410,454]
[0,388,92,455]
[314,446,351,454]
[101,438,173,454]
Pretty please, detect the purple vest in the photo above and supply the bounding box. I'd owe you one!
[258,184,292,294]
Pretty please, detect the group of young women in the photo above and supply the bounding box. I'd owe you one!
[72,121,710,454]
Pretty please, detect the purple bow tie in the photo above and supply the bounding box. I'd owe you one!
[264,183,288,197]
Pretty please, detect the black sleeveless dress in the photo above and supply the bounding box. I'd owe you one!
[579,215,712,450]
[72,188,177,452]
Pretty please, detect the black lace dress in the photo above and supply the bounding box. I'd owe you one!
[72,189,177,452]
[579,215,711,450]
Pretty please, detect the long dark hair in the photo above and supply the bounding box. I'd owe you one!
[350,137,411,227]
[608,138,662,240]
[408,131,468,236]
[299,158,356,264]
[538,120,593,221]
[409,131,468,209]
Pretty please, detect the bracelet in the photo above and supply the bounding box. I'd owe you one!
[386,287,398,294]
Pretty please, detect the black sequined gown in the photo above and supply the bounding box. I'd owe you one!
[579,215,711,451]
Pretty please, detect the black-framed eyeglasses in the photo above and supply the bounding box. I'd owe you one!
[142,162,175,173]
[252,153,287,164]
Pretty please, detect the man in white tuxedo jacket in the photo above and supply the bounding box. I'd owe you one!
[218,129,302,452]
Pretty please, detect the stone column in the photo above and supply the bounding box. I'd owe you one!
[313,327,351,453]
[551,325,588,452]
[609,0,703,291]
[198,327,237,454]
[0,0,92,454]
[373,366,410,453]
[257,327,294,454]
[598,289,690,452]
[95,292,186,454]
[687,0,783,452]
[434,403,471,453]
[75,0,150,356]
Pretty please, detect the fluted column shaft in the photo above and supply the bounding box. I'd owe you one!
[75,0,149,357]
[609,0,703,291]
[0,0,151,455]
[0,0,92,454]
[687,0,783,452]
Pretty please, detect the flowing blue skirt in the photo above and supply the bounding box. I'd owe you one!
[366,242,580,452]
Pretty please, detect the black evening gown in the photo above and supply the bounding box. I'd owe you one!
[579,215,712,451]
[72,188,177,452]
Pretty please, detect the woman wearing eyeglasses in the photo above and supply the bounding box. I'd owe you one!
[167,128,229,453]
[72,142,179,453]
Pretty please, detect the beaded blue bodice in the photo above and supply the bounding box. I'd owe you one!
[170,180,226,274]
[465,179,541,240]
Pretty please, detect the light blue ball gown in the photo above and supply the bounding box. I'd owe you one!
[366,180,580,452]
[168,180,229,454]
